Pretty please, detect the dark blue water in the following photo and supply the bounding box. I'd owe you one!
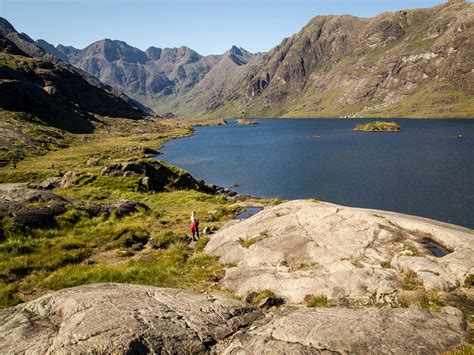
[161,119,474,229]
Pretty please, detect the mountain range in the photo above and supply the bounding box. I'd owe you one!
[0,17,150,163]
[34,0,473,118]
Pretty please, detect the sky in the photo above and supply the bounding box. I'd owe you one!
[0,0,451,55]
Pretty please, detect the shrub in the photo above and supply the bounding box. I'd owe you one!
[246,289,284,309]
[194,236,210,252]
[380,260,391,269]
[150,230,176,249]
[112,227,150,248]
[0,239,35,255]
[304,294,329,308]
[402,269,422,290]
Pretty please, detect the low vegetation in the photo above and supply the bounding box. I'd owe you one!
[304,294,329,308]
[402,269,423,291]
[245,289,285,309]
[239,229,270,248]
[353,121,401,132]
[0,117,239,309]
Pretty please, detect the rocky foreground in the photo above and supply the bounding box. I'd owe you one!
[205,200,473,305]
[0,283,467,354]
[0,200,472,353]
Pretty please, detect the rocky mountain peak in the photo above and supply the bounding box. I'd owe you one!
[226,45,253,66]
[83,39,148,64]
[0,17,16,36]
[145,46,162,60]
[36,39,68,61]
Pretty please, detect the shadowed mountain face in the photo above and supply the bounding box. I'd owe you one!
[37,1,473,118]
[0,17,149,134]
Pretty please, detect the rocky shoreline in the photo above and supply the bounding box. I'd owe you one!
[0,198,472,353]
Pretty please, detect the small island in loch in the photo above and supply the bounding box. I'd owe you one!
[354,121,401,132]
[236,119,259,125]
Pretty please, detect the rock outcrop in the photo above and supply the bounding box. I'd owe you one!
[0,184,148,228]
[0,283,262,354]
[0,184,69,228]
[100,160,212,192]
[85,200,149,217]
[205,200,474,305]
[0,283,468,354]
[216,307,467,354]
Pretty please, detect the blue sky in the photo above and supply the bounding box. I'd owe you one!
[1,0,450,55]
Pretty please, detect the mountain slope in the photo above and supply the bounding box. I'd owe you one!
[0,18,150,163]
[207,0,473,118]
[152,46,259,116]
[34,1,474,118]
[39,39,223,114]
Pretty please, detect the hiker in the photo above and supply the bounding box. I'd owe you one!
[190,211,200,241]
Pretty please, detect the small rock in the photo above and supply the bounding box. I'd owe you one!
[29,176,61,190]
[140,176,151,190]
[59,171,77,188]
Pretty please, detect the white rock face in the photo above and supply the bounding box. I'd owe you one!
[205,200,474,303]
[216,307,467,354]
[0,283,467,354]
[0,283,261,354]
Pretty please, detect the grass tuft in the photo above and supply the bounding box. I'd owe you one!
[304,294,329,307]
[239,230,270,248]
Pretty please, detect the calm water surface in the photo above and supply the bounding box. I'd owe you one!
[161,119,474,229]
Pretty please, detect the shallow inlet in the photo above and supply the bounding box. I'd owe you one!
[234,208,263,220]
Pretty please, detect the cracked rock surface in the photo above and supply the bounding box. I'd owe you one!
[0,283,467,354]
[205,200,474,304]
[0,283,262,354]
[215,307,467,354]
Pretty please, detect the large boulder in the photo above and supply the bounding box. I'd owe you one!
[0,184,69,228]
[205,200,474,304]
[100,160,211,192]
[0,283,262,354]
[85,200,149,217]
[216,307,467,354]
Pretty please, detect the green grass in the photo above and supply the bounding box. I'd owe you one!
[304,294,329,308]
[354,121,401,132]
[404,242,422,256]
[402,269,423,291]
[464,274,474,288]
[0,186,233,308]
[239,230,270,248]
[0,116,244,308]
[40,245,223,292]
[419,292,446,312]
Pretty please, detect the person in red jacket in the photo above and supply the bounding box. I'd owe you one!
[190,211,200,241]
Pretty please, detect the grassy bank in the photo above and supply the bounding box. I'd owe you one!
[0,116,235,308]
